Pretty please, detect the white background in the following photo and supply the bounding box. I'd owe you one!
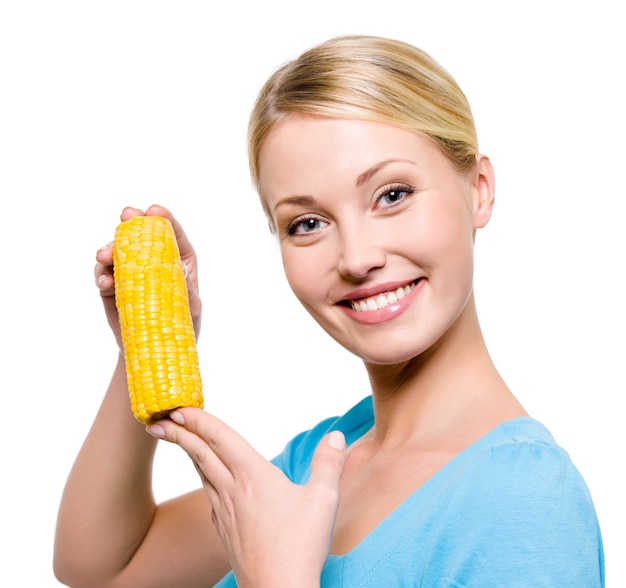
[1,1,623,585]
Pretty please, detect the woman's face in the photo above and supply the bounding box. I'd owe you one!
[258,115,494,365]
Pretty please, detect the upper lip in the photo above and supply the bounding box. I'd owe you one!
[337,279,419,304]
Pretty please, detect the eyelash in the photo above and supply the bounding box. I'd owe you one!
[284,183,415,237]
[285,215,325,236]
[375,183,415,209]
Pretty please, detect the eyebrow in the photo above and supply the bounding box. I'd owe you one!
[355,158,415,186]
[273,195,314,212]
[273,158,416,212]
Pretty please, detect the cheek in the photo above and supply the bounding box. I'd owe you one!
[279,245,329,304]
[432,208,477,298]
[280,252,302,295]
[399,200,475,275]
[428,195,474,243]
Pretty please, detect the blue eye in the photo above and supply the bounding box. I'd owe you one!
[377,184,414,208]
[287,216,327,236]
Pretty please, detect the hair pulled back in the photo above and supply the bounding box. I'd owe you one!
[248,35,478,229]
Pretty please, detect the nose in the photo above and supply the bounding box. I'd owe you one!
[337,222,386,280]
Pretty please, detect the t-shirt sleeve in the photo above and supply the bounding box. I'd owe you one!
[269,415,340,483]
[270,396,375,484]
[423,439,605,586]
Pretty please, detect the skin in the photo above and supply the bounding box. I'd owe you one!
[53,116,527,587]
[258,116,527,554]
[54,206,232,588]
[54,206,346,588]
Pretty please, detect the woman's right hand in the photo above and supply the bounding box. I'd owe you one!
[55,205,228,588]
[95,204,203,353]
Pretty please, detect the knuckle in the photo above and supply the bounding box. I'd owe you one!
[310,482,339,509]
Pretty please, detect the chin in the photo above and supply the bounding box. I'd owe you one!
[343,339,431,366]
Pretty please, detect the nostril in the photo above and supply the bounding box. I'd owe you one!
[338,252,386,280]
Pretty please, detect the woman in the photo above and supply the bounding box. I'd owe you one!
[54,35,604,587]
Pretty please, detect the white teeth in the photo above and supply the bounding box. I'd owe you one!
[350,281,417,312]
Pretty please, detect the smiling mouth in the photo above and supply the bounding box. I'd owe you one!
[344,280,419,312]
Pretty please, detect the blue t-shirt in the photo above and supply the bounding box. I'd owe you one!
[215,396,604,587]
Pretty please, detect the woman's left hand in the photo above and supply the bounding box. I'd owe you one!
[147,408,346,588]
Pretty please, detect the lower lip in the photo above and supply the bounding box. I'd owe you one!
[341,279,424,326]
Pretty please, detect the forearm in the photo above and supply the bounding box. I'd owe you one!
[54,354,158,586]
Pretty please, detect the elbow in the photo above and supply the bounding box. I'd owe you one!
[53,536,75,586]
[53,553,90,588]
[52,557,73,587]
[53,544,114,588]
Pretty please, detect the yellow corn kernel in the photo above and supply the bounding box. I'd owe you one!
[113,215,203,424]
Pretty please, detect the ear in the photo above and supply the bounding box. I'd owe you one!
[471,154,495,229]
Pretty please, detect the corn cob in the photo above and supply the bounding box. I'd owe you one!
[113,215,203,424]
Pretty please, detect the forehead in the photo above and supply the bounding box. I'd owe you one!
[258,115,447,193]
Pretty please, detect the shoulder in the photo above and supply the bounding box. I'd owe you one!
[271,396,374,482]
[461,417,594,503]
[427,417,604,585]
[448,417,599,530]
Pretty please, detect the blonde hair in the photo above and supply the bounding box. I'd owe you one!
[248,35,478,230]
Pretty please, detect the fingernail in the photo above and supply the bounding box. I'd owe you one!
[328,430,345,450]
[147,424,165,438]
[170,411,185,425]
[97,274,107,287]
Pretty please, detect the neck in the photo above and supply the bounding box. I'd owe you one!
[362,296,526,449]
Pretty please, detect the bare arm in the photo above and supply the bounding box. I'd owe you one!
[53,206,230,587]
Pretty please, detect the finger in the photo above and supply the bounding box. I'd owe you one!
[307,431,346,498]
[119,206,146,222]
[171,408,262,475]
[95,242,113,265]
[147,416,235,490]
[154,424,228,522]
[190,460,222,510]
[95,264,114,291]
[95,244,114,291]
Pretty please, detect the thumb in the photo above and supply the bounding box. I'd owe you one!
[309,430,347,493]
